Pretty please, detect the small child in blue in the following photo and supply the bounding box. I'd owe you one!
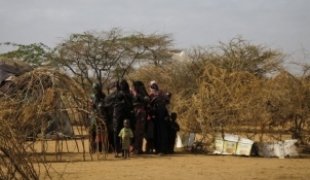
[118,119,134,159]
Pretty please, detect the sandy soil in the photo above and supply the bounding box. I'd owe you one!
[33,139,310,180]
[45,153,310,180]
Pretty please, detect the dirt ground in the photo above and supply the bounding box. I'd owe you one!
[43,153,310,180]
[33,139,310,180]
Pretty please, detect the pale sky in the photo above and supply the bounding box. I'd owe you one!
[0,0,309,73]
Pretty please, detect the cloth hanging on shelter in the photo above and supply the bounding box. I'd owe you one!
[0,58,33,85]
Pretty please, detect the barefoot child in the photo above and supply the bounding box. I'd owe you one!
[118,119,134,159]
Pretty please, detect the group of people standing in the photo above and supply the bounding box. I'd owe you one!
[89,79,180,158]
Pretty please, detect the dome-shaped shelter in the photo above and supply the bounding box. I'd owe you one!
[0,65,108,179]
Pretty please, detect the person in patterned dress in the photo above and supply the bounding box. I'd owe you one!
[131,80,150,154]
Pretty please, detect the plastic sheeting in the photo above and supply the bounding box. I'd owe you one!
[0,58,33,85]
[258,140,299,158]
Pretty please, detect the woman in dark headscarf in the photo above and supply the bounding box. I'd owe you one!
[148,81,170,154]
[131,81,150,154]
[105,79,134,157]
[89,82,107,153]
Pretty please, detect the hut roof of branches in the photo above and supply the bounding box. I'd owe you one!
[0,67,93,179]
[0,68,89,139]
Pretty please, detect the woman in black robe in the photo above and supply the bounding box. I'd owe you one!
[105,79,134,157]
[149,81,170,154]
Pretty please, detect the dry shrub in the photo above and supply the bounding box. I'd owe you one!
[0,122,51,180]
[183,65,310,143]
[265,71,310,142]
[132,59,310,146]
[130,38,310,152]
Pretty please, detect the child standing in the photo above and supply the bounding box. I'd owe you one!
[118,119,134,159]
[167,112,180,154]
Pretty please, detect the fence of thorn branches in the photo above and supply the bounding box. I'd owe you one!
[131,61,310,149]
[0,68,109,179]
[181,66,310,145]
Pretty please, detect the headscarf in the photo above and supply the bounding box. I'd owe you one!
[149,80,169,101]
[149,80,159,94]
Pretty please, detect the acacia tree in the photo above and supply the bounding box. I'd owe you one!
[187,37,283,79]
[52,28,174,89]
[136,33,174,67]
[0,42,51,67]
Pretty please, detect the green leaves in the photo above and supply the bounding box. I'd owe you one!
[0,42,52,67]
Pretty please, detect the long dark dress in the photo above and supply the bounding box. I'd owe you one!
[105,89,134,154]
[149,90,170,154]
[133,103,146,154]
[131,81,151,154]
